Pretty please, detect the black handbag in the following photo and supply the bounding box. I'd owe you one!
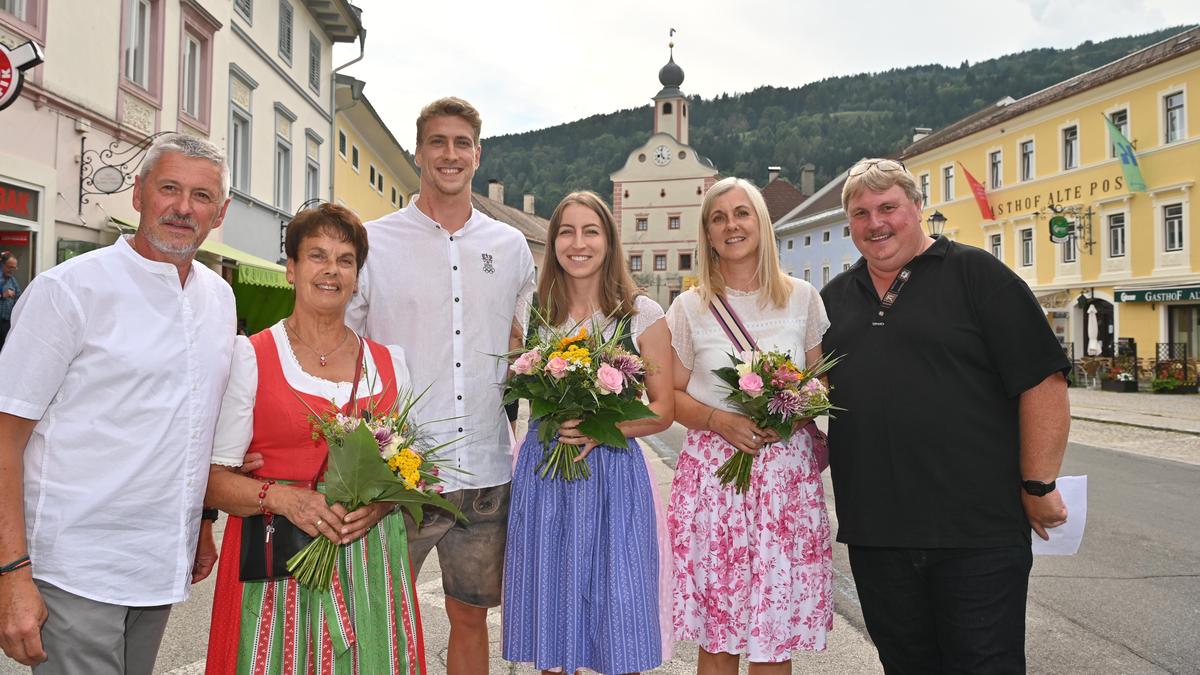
[238,509,315,582]
[237,338,365,582]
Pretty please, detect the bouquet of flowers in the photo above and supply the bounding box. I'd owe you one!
[286,389,465,590]
[712,350,842,492]
[503,320,656,481]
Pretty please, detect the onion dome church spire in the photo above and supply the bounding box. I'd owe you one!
[653,33,689,144]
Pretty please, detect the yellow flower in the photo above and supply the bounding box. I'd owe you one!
[557,327,588,351]
[389,448,423,488]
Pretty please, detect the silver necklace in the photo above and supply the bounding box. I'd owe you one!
[285,319,350,367]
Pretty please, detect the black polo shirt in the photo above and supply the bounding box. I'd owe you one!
[820,236,1070,549]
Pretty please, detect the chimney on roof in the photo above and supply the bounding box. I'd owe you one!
[767,166,782,183]
[488,179,504,204]
[912,127,932,143]
[800,163,815,196]
[523,194,535,215]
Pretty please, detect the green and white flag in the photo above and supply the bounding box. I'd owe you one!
[1104,114,1146,192]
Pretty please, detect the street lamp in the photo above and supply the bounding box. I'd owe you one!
[925,210,947,238]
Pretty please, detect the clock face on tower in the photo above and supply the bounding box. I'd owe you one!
[653,144,672,166]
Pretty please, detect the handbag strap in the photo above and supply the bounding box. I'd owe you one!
[709,293,759,353]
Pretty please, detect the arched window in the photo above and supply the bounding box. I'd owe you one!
[662,102,673,115]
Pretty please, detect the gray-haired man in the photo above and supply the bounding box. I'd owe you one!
[0,134,236,673]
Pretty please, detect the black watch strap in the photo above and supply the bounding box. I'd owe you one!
[201,508,219,521]
[1021,479,1056,497]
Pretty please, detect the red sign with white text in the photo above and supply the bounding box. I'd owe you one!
[0,40,44,112]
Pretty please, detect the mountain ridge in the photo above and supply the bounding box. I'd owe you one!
[474,26,1194,218]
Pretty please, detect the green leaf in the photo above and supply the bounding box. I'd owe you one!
[577,416,628,449]
[322,423,400,508]
[529,397,555,421]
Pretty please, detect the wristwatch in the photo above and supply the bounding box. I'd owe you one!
[201,508,220,521]
[1021,479,1056,497]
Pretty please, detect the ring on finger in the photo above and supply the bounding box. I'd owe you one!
[316,518,324,527]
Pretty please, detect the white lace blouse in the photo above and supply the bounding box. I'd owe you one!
[539,294,666,354]
[666,277,829,413]
[210,321,412,466]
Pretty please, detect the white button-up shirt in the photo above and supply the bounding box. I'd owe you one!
[347,205,534,491]
[0,236,235,606]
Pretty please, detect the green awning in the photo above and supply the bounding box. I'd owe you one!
[110,217,291,289]
[195,238,291,289]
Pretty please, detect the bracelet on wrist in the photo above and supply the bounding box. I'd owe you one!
[201,508,219,522]
[0,555,31,576]
[257,480,276,514]
[705,407,717,430]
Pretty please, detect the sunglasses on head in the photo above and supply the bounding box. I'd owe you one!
[849,158,906,177]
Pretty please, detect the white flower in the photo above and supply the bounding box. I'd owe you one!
[381,436,402,460]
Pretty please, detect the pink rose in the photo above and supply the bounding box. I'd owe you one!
[544,356,570,380]
[511,349,542,375]
[801,378,826,395]
[596,363,624,395]
[738,373,764,397]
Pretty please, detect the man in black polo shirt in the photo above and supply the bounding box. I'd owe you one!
[821,158,1071,674]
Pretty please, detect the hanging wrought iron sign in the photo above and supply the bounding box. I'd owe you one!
[0,41,44,112]
[78,130,174,214]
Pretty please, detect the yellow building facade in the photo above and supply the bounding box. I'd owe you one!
[902,29,1200,381]
[332,76,419,222]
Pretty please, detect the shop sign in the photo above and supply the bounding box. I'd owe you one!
[0,41,44,112]
[1115,286,1200,303]
[0,231,30,245]
[992,174,1126,218]
[0,180,39,222]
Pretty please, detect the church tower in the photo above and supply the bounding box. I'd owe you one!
[653,42,688,145]
[611,38,718,309]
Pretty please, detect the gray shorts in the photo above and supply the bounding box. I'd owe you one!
[33,579,171,675]
[404,482,511,608]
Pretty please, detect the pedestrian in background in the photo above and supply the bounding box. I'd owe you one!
[666,177,833,673]
[821,158,1071,674]
[0,251,21,351]
[346,96,535,675]
[0,134,235,673]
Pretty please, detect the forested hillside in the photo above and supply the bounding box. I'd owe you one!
[474,27,1190,217]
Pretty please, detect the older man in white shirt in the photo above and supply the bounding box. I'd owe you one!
[347,96,535,675]
[0,134,236,674]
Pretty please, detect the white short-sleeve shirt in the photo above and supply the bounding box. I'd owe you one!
[211,322,412,466]
[345,204,535,490]
[0,236,236,606]
[540,295,665,354]
[666,277,829,413]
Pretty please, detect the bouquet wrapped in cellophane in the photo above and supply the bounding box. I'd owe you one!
[712,350,842,493]
[286,388,465,590]
[503,318,656,481]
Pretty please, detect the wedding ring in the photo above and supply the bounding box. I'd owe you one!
[751,434,759,442]
[316,519,324,527]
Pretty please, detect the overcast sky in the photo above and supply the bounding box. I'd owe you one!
[334,0,1198,150]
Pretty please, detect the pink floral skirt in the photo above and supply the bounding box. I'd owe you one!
[668,428,833,662]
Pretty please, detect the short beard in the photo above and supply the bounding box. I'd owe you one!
[146,214,203,257]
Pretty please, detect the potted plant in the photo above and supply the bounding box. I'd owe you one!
[1101,368,1138,393]
[1151,375,1199,394]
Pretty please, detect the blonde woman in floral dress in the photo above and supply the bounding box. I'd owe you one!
[666,178,833,673]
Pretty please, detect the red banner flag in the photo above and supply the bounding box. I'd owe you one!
[957,162,995,220]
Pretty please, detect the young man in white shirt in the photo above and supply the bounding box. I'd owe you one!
[0,134,236,673]
[347,97,535,675]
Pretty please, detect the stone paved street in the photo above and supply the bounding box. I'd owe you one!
[2,388,1197,674]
